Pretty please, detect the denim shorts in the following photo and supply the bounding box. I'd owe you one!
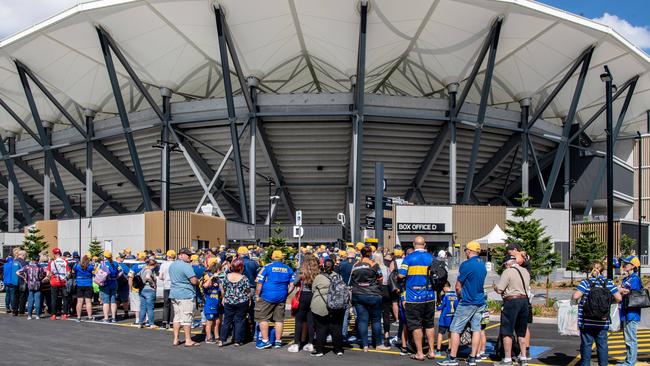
[100,286,118,304]
[450,304,486,333]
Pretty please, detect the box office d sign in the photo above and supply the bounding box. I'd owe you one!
[397,223,445,232]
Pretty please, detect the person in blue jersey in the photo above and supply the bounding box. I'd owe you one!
[398,235,437,361]
[573,261,622,366]
[438,241,487,366]
[98,251,124,323]
[202,258,221,344]
[436,281,457,356]
[128,252,147,325]
[617,256,642,366]
[73,255,95,321]
[254,250,295,349]
[115,253,131,320]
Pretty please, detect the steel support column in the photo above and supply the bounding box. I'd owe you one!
[583,75,637,215]
[85,110,95,217]
[448,83,458,204]
[161,88,172,252]
[215,6,248,223]
[540,47,594,208]
[520,98,531,205]
[352,1,368,242]
[97,28,153,211]
[249,78,259,225]
[6,133,15,230]
[461,17,502,204]
[375,161,384,245]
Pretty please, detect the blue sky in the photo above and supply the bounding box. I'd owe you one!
[539,0,650,52]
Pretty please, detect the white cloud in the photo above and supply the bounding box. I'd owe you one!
[592,12,650,50]
[0,0,80,40]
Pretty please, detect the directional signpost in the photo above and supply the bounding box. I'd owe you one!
[365,195,393,210]
[294,210,303,265]
[366,216,393,230]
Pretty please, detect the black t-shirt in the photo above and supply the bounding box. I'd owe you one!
[350,259,383,297]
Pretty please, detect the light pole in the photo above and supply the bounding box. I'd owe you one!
[638,131,643,257]
[601,65,614,280]
[72,193,82,255]
[267,176,275,245]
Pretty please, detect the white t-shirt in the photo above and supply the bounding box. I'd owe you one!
[159,261,173,290]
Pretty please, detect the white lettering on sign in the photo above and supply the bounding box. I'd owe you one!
[397,223,445,232]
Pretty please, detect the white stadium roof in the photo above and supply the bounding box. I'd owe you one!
[0,0,648,225]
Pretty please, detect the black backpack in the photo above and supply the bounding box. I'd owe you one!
[132,270,145,291]
[583,278,613,320]
[428,258,448,292]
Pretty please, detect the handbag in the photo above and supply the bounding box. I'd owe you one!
[291,284,301,316]
[626,289,650,308]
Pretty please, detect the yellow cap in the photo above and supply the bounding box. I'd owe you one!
[370,245,376,252]
[623,255,641,268]
[166,250,176,258]
[137,252,146,260]
[366,238,379,244]
[466,241,481,253]
[338,250,346,257]
[207,257,219,267]
[356,243,365,251]
[191,254,199,261]
[248,245,254,249]
[346,242,354,247]
[92,256,99,261]
[124,248,131,254]
[103,250,112,258]
[394,249,404,257]
[237,246,249,255]
[271,250,284,260]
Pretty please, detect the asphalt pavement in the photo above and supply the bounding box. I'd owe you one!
[0,310,584,366]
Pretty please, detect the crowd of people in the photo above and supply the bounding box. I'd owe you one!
[1,237,644,366]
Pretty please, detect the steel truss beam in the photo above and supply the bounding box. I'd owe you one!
[472,132,521,191]
[6,63,132,215]
[97,28,155,211]
[540,46,594,207]
[0,139,34,224]
[15,62,75,218]
[461,17,503,204]
[583,76,637,215]
[215,6,249,223]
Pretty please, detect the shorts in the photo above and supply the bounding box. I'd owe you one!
[390,291,401,303]
[204,312,219,321]
[99,286,118,304]
[254,299,285,323]
[500,298,529,337]
[172,298,196,326]
[77,286,93,299]
[450,304,486,334]
[438,326,449,335]
[117,286,130,303]
[129,291,141,311]
[405,301,436,330]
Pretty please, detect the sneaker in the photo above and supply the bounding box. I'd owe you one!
[274,341,283,349]
[233,343,242,347]
[102,319,110,323]
[435,351,444,357]
[287,344,299,353]
[389,336,399,346]
[205,339,215,344]
[399,347,411,356]
[75,317,82,323]
[437,356,459,366]
[86,316,94,321]
[467,356,478,366]
[336,351,344,356]
[495,360,513,366]
[376,345,391,351]
[303,343,314,352]
[310,351,324,357]
[519,359,528,366]
[256,340,272,350]
[33,315,40,320]
[346,335,357,342]
[26,315,32,320]
[50,315,57,321]
[110,318,116,323]
[61,315,68,321]
[479,353,488,360]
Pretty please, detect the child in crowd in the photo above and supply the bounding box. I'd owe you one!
[436,282,458,356]
[202,259,222,345]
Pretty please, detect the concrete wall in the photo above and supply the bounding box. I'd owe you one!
[508,208,570,243]
[57,214,145,255]
[0,232,25,247]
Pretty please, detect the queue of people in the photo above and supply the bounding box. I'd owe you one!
[2,238,644,365]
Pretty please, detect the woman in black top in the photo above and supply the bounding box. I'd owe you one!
[350,247,391,352]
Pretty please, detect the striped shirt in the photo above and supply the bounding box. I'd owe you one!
[398,249,435,303]
[577,276,618,330]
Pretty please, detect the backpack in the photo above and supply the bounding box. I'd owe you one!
[326,273,350,310]
[428,258,448,292]
[583,277,613,320]
[132,269,145,291]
